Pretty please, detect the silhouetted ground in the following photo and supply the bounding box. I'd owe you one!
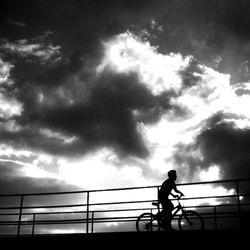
[2,230,249,249]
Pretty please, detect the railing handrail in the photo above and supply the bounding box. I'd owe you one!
[1,191,249,210]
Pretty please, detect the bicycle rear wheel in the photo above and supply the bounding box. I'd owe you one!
[178,210,204,231]
[136,213,159,232]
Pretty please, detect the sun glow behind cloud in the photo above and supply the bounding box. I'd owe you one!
[98,32,190,95]
[97,32,250,176]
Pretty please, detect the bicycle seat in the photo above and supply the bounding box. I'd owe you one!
[152,202,159,206]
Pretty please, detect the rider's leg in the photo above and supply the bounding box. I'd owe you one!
[165,210,172,230]
[162,200,174,230]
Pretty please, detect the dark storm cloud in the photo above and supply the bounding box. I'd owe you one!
[3,0,250,90]
[0,0,163,94]
[0,0,179,160]
[196,117,250,180]
[0,31,70,88]
[0,1,111,87]
[122,0,250,83]
[0,32,64,66]
[2,0,250,80]
[173,112,250,181]
[8,19,26,28]
[0,70,174,158]
[0,127,85,158]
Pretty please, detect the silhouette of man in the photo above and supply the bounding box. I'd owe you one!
[158,170,184,230]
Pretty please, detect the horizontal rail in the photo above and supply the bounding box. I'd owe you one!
[2,210,249,226]
[1,200,250,216]
[2,192,249,210]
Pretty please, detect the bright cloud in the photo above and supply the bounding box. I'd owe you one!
[0,59,22,119]
[98,32,191,95]
[0,92,23,119]
[0,35,63,66]
[180,183,235,207]
[0,58,14,85]
[0,144,33,158]
[199,165,221,182]
[58,148,151,190]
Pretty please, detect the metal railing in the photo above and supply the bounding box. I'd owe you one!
[0,178,249,236]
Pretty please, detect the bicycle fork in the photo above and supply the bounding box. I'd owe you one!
[183,212,193,226]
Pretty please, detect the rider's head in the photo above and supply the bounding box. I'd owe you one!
[168,170,177,180]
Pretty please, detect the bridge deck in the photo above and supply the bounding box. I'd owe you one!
[2,230,249,249]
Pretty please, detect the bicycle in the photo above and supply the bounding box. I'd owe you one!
[136,196,204,232]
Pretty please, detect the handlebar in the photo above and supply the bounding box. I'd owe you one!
[153,194,184,205]
[175,194,184,205]
[177,194,184,200]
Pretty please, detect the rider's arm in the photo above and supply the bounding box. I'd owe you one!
[173,183,184,197]
[170,192,179,198]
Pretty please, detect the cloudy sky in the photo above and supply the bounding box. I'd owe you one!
[1,0,250,201]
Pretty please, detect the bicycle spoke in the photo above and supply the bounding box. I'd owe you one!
[136,213,159,232]
[178,210,204,231]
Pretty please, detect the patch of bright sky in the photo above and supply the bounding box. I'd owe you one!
[0,157,55,179]
[58,148,151,190]
[20,152,62,179]
[180,182,235,207]
[0,144,33,158]
[199,165,221,182]
[40,228,80,234]
[0,144,59,181]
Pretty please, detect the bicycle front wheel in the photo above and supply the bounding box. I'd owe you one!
[178,210,204,231]
[136,213,159,232]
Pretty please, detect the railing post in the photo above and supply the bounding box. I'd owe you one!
[235,180,242,228]
[32,213,36,236]
[17,195,24,236]
[91,211,94,233]
[213,206,217,230]
[157,186,160,213]
[86,191,90,234]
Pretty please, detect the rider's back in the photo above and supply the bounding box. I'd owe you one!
[158,179,175,201]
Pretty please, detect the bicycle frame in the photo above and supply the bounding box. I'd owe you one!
[154,197,185,220]
[172,199,185,218]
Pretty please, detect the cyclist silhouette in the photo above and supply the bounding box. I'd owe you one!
[158,170,184,230]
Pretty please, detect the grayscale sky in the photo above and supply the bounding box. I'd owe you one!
[0,0,250,199]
